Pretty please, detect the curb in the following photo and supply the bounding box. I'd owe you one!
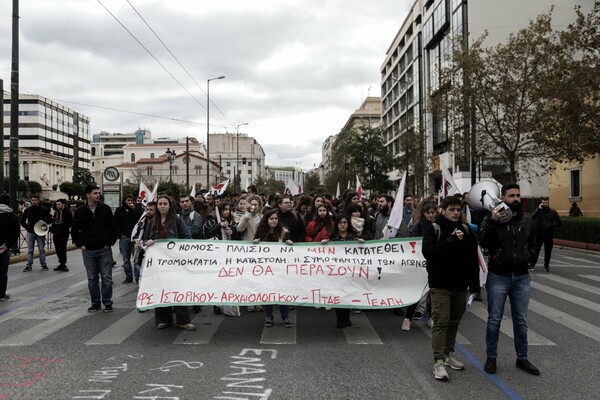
[9,245,78,265]
[554,239,600,253]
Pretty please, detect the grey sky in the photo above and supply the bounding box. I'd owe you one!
[0,0,412,170]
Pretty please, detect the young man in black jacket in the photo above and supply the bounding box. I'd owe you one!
[422,195,480,381]
[71,185,117,312]
[0,194,20,301]
[530,197,561,272]
[114,195,142,283]
[20,195,52,271]
[50,198,73,271]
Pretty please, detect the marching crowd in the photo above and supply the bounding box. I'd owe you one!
[0,181,560,381]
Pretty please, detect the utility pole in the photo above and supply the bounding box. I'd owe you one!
[185,136,189,192]
[9,0,19,211]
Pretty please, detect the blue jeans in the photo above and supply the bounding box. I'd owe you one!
[26,232,46,267]
[119,237,139,280]
[0,250,10,297]
[265,305,289,319]
[82,248,114,306]
[486,271,531,360]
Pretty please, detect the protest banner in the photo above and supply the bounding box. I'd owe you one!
[136,238,428,311]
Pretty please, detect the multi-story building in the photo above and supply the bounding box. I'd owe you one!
[266,166,306,191]
[381,0,593,197]
[209,133,266,188]
[320,135,336,184]
[92,128,151,156]
[2,94,91,195]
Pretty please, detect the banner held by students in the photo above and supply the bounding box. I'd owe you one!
[136,238,428,311]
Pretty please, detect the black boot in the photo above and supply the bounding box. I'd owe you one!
[335,309,345,328]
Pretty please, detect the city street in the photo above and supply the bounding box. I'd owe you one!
[0,246,599,400]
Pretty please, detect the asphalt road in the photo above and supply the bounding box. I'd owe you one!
[0,246,598,400]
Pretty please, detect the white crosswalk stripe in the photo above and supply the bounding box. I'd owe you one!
[578,274,600,283]
[537,274,600,295]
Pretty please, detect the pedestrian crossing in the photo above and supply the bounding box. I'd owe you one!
[1,260,599,348]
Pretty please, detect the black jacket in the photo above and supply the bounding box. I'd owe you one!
[532,206,561,236]
[479,210,535,276]
[0,204,20,250]
[114,204,143,238]
[50,208,73,238]
[71,202,117,250]
[277,209,306,243]
[20,205,52,233]
[422,215,479,292]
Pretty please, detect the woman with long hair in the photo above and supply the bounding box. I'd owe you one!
[346,202,373,241]
[305,203,334,242]
[143,195,195,331]
[254,209,293,327]
[341,191,360,214]
[304,195,326,225]
[236,195,264,312]
[321,214,364,328]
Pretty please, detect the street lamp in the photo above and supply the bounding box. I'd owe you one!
[236,122,249,191]
[206,75,225,188]
[165,148,176,189]
[477,150,486,181]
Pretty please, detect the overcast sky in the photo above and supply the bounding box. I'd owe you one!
[0,0,412,170]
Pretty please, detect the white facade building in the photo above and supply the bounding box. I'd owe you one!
[209,133,266,187]
[2,94,91,196]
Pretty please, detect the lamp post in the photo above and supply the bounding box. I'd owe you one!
[206,75,225,189]
[165,148,176,190]
[236,122,249,191]
[477,150,486,182]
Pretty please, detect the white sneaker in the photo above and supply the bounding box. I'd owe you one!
[433,359,449,381]
[444,353,465,370]
[428,319,434,329]
[401,318,411,331]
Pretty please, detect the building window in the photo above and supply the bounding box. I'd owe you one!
[131,153,136,162]
[146,166,153,176]
[150,153,155,158]
[23,163,29,181]
[570,169,581,199]
[195,165,202,175]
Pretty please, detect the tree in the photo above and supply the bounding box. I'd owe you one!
[253,176,285,195]
[303,171,322,193]
[433,13,557,182]
[534,2,600,161]
[73,168,95,185]
[326,126,395,194]
[59,182,84,200]
[27,181,42,195]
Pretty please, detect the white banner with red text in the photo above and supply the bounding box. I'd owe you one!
[136,238,428,310]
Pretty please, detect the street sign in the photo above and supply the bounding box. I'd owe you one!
[103,167,120,182]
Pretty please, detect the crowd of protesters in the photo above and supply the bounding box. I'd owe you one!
[0,181,545,382]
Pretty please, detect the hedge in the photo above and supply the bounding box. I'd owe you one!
[554,218,600,245]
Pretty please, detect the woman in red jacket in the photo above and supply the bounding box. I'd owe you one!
[305,204,334,242]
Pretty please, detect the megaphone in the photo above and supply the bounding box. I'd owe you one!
[467,180,512,223]
[34,220,52,236]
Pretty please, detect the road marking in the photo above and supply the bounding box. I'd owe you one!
[554,254,600,265]
[537,274,600,295]
[85,309,154,345]
[579,274,600,283]
[260,312,297,344]
[7,271,80,296]
[468,302,555,345]
[173,309,225,345]
[342,312,383,345]
[531,281,600,313]
[529,299,600,342]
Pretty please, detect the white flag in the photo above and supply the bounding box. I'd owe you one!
[284,178,300,196]
[138,182,151,205]
[356,175,363,199]
[385,171,407,238]
[209,179,229,195]
[440,160,460,198]
[189,185,196,199]
[335,182,340,199]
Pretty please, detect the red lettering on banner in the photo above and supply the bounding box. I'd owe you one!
[252,265,274,276]
[362,292,403,307]
[137,292,154,305]
[218,266,245,277]
[307,247,336,254]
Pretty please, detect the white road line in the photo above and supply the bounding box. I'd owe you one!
[173,309,225,345]
[260,312,297,344]
[8,271,80,296]
[468,302,555,346]
[0,308,90,346]
[85,309,154,345]
[579,275,600,283]
[531,281,600,313]
[529,299,600,342]
[342,312,383,345]
[537,274,600,295]
[554,254,600,265]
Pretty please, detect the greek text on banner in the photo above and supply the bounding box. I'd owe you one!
[136,238,428,310]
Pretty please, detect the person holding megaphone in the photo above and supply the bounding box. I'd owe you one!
[21,195,53,272]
